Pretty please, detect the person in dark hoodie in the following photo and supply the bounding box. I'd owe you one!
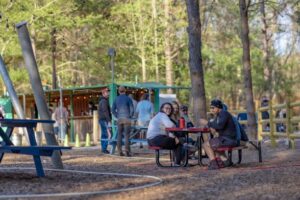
[200,99,238,170]
[98,88,112,154]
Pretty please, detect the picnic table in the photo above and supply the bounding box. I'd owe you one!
[165,127,211,166]
[0,119,71,177]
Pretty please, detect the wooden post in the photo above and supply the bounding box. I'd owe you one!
[269,101,276,147]
[257,106,263,141]
[93,110,99,144]
[286,98,293,148]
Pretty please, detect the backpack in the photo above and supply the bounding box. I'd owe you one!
[232,116,249,146]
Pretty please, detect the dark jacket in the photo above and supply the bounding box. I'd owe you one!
[208,110,236,140]
[98,96,112,122]
[112,94,134,119]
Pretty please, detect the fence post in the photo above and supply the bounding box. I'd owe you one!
[257,107,263,141]
[269,101,276,147]
[286,99,293,148]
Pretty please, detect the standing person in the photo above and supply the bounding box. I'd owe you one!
[147,102,183,166]
[200,99,238,170]
[98,88,112,154]
[54,101,69,142]
[51,107,59,138]
[112,86,134,157]
[88,101,97,116]
[135,94,154,127]
[135,93,154,148]
[128,94,137,113]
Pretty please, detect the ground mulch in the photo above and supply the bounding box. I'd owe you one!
[0,140,300,200]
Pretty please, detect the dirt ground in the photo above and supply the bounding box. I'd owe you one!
[0,140,300,200]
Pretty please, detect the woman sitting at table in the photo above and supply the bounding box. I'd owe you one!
[147,102,183,166]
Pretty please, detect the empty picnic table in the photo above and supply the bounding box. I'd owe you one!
[0,119,71,177]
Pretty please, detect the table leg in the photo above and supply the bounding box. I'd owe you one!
[33,155,45,177]
[198,134,206,166]
[0,127,14,163]
[182,133,189,167]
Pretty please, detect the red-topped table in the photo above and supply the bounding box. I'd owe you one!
[165,127,211,166]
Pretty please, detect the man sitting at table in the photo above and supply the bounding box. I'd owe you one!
[147,102,183,166]
[200,99,238,170]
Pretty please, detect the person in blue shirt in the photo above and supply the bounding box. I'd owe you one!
[112,86,134,157]
[135,93,154,127]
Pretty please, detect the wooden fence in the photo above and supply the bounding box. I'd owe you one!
[235,100,300,148]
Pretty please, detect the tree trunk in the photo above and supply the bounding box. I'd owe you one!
[164,0,174,93]
[239,0,257,139]
[260,0,272,97]
[185,0,207,129]
[51,28,57,89]
[152,0,159,82]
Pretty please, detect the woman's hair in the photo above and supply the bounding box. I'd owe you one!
[159,102,173,116]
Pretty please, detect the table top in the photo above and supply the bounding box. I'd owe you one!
[165,127,210,133]
[0,119,54,128]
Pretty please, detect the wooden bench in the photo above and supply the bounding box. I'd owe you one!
[0,119,71,177]
[216,140,262,165]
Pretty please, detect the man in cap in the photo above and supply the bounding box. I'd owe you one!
[98,87,111,154]
[112,86,134,157]
[200,99,238,170]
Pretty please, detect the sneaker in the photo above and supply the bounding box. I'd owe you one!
[102,150,110,154]
[223,159,233,167]
[208,159,220,170]
[119,152,125,156]
[125,152,132,157]
[215,157,225,168]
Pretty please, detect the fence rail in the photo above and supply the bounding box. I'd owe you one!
[234,100,300,148]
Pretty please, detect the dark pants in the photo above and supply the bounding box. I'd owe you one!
[117,118,131,154]
[148,135,183,165]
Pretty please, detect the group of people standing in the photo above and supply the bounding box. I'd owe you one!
[98,86,154,157]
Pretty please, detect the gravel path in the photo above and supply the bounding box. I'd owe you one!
[0,141,299,200]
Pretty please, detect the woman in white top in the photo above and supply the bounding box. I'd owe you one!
[147,102,183,165]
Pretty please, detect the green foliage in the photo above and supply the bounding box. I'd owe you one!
[0,0,299,107]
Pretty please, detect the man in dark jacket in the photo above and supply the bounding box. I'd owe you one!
[98,88,112,154]
[112,86,134,157]
[200,99,238,170]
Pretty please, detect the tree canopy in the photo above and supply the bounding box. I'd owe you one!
[0,0,300,108]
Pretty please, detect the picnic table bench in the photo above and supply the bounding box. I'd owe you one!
[0,119,71,177]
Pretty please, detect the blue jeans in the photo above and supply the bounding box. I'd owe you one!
[99,120,109,152]
[58,124,67,140]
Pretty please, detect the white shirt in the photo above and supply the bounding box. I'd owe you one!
[146,112,175,140]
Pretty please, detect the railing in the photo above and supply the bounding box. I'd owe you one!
[257,100,300,148]
[233,100,300,149]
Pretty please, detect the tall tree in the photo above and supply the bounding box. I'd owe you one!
[260,0,273,100]
[164,0,174,92]
[239,0,257,139]
[185,0,207,130]
[152,0,159,82]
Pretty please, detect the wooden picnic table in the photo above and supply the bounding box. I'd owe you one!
[0,119,71,177]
